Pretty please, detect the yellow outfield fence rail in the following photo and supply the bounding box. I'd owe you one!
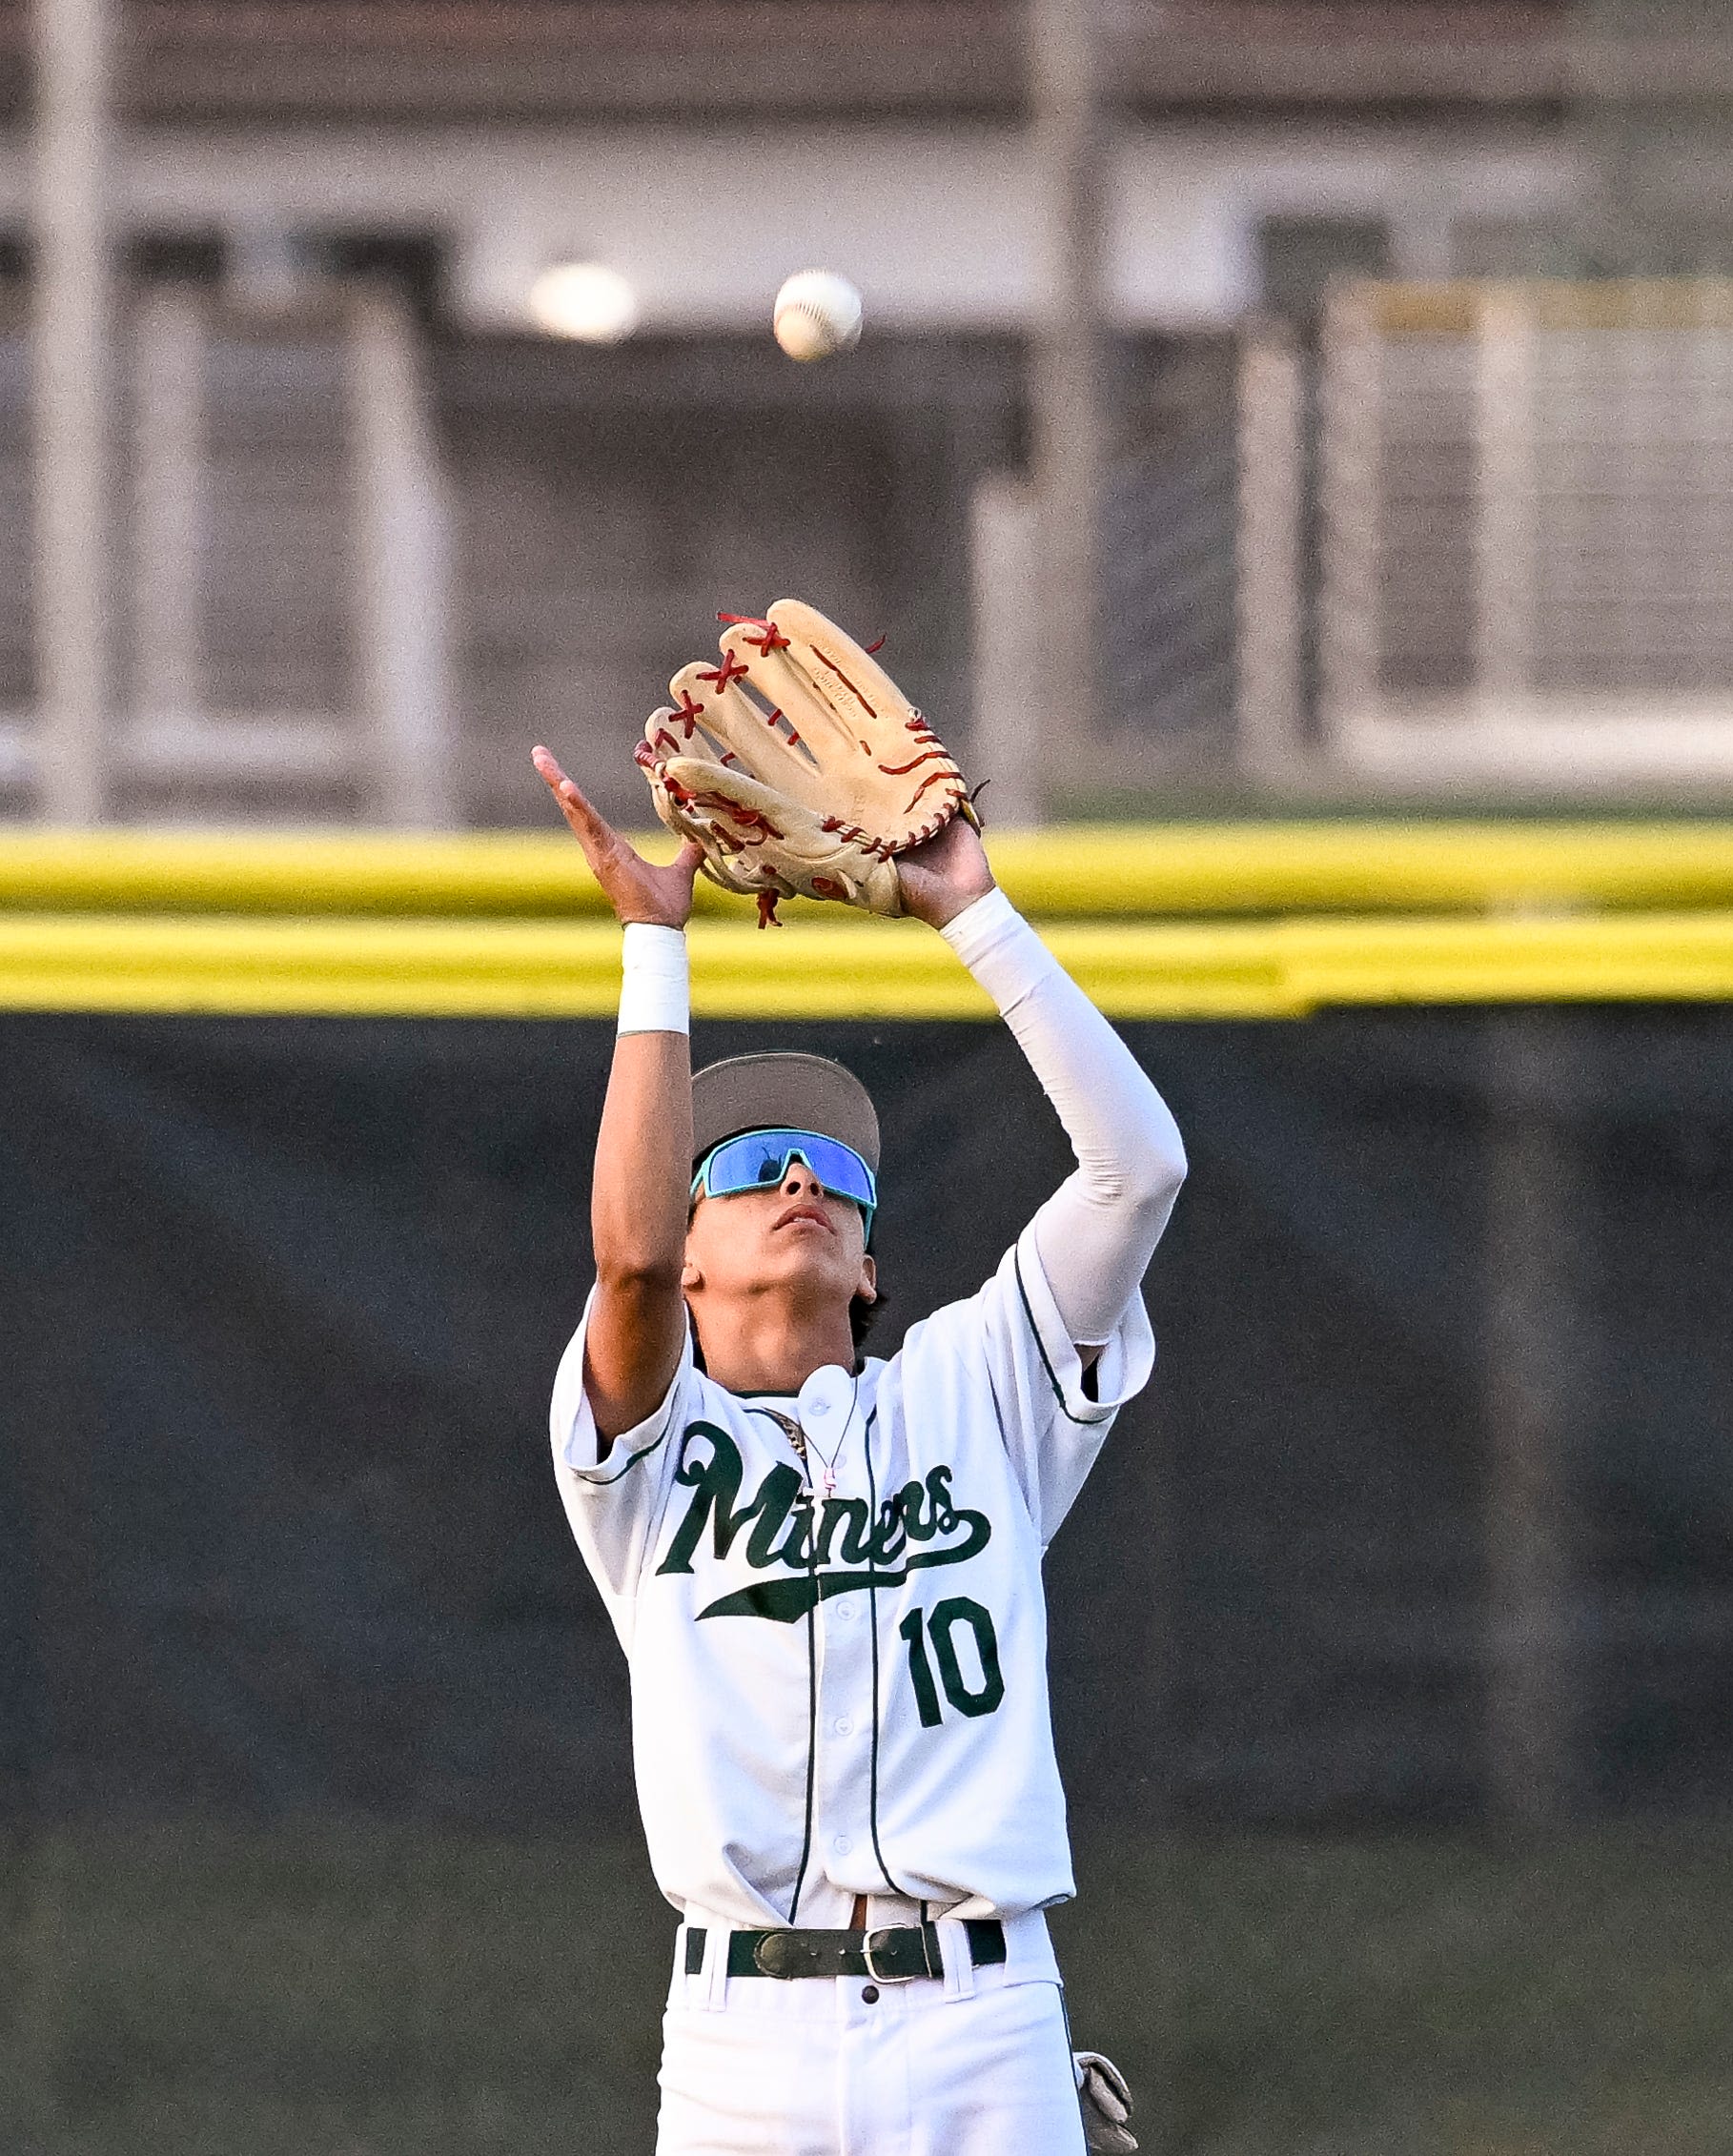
[7,911,1733,1022]
[5,824,1733,919]
[4,823,1732,1019]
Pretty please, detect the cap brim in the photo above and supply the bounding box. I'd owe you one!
[691,1051,880,1172]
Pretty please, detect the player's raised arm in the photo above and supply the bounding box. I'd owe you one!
[899,816,1188,1355]
[613,594,1183,1356]
[533,747,703,1442]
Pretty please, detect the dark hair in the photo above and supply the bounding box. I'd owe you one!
[849,1288,884,1356]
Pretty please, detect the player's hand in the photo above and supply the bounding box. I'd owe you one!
[533,746,704,928]
[895,811,995,929]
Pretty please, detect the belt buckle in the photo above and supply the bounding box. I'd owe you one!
[863,1924,921,1984]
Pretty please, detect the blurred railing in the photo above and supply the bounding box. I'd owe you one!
[12,277,1733,824]
[0,283,453,823]
[1292,278,1733,791]
[982,282,1733,806]
[1104,407,1240,757]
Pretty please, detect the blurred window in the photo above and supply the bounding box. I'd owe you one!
[1257,214,1391,323]
[1452,217,1578,278]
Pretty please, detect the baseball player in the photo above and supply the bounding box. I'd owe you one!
[532,735,1184,2155]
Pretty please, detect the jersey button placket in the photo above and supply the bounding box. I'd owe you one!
[808,1371,874,1896]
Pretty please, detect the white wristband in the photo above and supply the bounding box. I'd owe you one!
[617,922,690,1035]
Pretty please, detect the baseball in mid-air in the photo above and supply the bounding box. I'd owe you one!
[772,270,864,361]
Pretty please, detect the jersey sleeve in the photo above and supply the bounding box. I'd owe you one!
[910,1220,1155,1547]
[548,1287,693,1636]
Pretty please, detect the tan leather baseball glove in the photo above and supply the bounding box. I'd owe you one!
[635,600,978,926]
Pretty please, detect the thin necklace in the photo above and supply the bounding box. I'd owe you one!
[752,1381,856,1500]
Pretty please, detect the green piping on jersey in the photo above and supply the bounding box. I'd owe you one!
[1012,1246,1101,1431]
[788,1491,821,1926]
[863,1409,908,1903]
[571,1417,676,1487]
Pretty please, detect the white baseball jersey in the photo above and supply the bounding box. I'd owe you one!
[550,1217,1154,1935]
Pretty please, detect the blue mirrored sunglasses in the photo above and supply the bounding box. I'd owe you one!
[691,1128,877,1236]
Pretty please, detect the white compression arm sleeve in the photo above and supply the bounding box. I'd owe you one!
[941,886,1186,1346]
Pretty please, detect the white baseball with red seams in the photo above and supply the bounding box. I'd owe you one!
[773,269,864,360]
[550,886,1186,2153]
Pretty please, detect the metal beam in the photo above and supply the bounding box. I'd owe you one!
[32,0,116,824]
[1028,0,1109,803]
[970,473,1043,824]
[132,285,206,732]
[349,285,456,827]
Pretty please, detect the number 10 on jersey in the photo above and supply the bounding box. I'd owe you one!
[898,1598,1006,1724]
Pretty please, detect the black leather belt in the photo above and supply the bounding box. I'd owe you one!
[683,1919,1007,1983]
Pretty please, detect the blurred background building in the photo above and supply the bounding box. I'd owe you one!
[6,0,1733,829]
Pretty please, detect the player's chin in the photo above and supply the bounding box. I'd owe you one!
[758,1235,855,1296]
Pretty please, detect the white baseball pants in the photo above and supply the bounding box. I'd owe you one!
[657,1923,1088,2156]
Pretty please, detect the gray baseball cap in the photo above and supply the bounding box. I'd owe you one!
[691,1052,881,1172]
